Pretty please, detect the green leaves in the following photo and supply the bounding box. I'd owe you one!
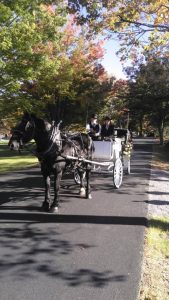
[126,59,169,142]
[0,1,111,127]
[0,3,12,24]
[67,0,169,64]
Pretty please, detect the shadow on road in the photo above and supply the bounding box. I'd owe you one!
[0,212,130,286]
[0,140,153,288]
[0,211,148,226]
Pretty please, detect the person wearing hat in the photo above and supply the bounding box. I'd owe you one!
[101,116,114,139]
[86,114,101,140]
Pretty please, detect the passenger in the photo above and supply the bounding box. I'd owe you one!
[101,116,114,139]
[86,114,101,140]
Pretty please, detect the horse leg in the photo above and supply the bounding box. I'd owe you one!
[85,163,92,199]
[79,168,86,198]
[50,170,63,213]
[42,174,51,212]
[79,165,92,199]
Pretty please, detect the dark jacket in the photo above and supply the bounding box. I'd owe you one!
[101,124,114,137]
[87,122,101,137]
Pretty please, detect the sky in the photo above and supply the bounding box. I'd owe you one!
[101,40,127,79]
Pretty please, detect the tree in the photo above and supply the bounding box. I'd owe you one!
[126,59,169,143]
[0,1,110,128]
[0,2,67,120]
[101,79,130,127]
[67,0,169,60]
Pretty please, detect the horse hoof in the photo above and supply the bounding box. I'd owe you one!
[41,202,50,212]
[88,194,92,199]
[50,206,59,213]
[79,187,86,197]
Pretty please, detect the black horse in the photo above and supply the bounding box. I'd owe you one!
[8,112,94,212]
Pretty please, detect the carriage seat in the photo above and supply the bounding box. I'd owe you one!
[114,128,132,143]
[92,139,122,160]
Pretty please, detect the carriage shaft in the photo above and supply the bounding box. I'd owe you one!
[66,155,113,167]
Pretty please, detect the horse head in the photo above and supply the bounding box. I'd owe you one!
[8,112,62,154]
[8,112,35,151]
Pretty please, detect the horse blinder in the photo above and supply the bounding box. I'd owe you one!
[9,120,34,151]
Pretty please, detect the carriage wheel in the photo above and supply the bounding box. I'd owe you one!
[74,169,86,185]
[113,158,123,189]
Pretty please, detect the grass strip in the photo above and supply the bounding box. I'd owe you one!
[151,143,169,171]
[139,142,169,300]
[140,217,169,300]
[0,140,38,174]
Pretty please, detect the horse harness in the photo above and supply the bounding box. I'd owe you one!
[13,119,89,168]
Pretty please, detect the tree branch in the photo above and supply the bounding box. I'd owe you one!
[118,16,169,32]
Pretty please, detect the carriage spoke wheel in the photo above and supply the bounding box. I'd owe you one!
[74,169,86,185]
[113,158,123,189]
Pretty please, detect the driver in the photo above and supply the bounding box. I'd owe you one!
[86,114,101,140]
[101,116,114,139]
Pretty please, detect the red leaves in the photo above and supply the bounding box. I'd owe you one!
[88,40,105,60]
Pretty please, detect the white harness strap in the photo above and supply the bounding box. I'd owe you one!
[41,125,62,157]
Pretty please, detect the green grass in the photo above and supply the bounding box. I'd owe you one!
[146,217,169,299]
[148,217,169,258]
[152,144,169,171]
[139,144,169,300]
[140,217,169,300]
[0,140,38,174]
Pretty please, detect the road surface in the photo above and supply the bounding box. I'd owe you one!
[0,138,154,300]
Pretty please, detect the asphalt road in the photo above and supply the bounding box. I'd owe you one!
[0,138,154,300]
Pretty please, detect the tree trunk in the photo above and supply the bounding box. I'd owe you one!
[48,103,58,122]
[139,118,143,137]
[158,123,164,145]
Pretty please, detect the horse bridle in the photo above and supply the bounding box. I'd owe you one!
[8,118,36,154]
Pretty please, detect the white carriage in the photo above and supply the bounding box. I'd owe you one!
[91,138,123,188]
[74,129,132,189]
[73,128,132,189]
